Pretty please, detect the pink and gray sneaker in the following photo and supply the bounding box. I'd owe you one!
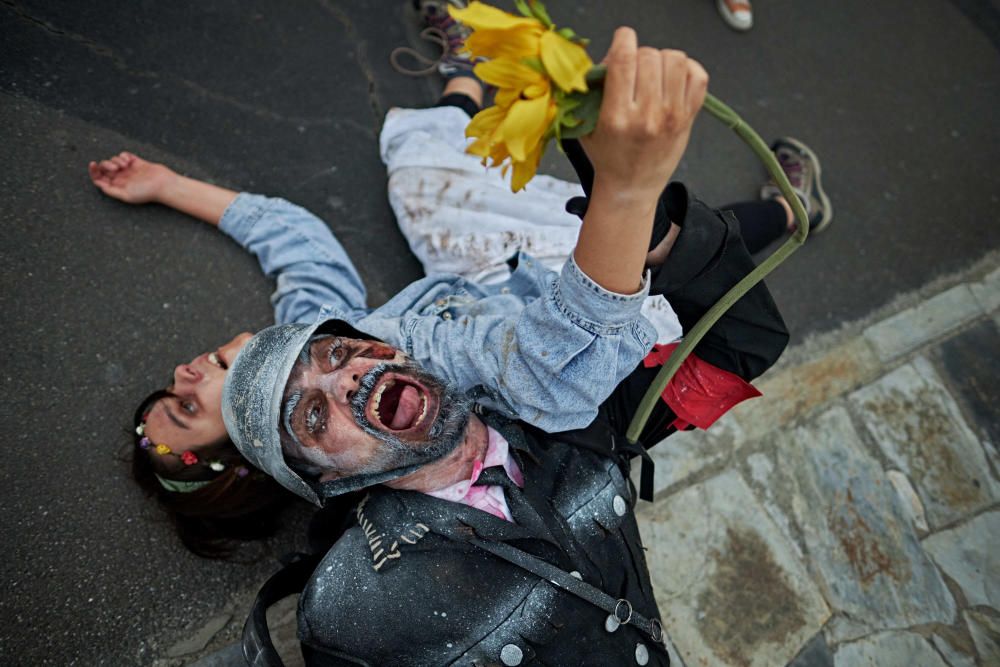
[391,0,479,78]
[760,137,833,235]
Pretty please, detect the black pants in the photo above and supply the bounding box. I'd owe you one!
[719,200,787,255]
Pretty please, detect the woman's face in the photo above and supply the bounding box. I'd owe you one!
[143,332,253,455]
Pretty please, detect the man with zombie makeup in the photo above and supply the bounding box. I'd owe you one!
[225,30,790,667]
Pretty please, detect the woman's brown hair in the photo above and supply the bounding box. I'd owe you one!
[131,390,295,558]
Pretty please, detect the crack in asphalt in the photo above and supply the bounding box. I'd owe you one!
[317,0,385,136]
[1,0,374,137]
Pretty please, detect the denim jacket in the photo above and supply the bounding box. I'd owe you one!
[220,193,656,433]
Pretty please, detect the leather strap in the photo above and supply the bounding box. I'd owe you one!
[243,552,322,667]
[462,536,665,644]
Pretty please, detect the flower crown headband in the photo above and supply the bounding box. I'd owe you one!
[136,417,248,493]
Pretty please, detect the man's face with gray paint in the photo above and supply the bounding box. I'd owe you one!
[280,336,472,480]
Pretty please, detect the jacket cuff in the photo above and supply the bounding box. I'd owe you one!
[555,254,651,334]
[218,193,271,244]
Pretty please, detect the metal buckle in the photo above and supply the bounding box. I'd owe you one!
[613,598,633,625]
[649,618,663,643]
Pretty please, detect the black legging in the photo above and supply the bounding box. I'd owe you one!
[719,200,786,255]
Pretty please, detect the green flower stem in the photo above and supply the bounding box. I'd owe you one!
[581,65,809,444]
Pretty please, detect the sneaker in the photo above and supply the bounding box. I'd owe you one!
[390,0,478,78]
[760,137,833,234]
[716,0,753,32]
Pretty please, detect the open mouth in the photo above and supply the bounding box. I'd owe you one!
[368,375,437,434]
[208,351,228,370]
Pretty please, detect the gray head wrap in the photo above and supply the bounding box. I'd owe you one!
[221,319,442,506]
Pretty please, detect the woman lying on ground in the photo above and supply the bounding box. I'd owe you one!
[96,61,829,559]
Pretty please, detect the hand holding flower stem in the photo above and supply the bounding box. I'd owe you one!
[573,28,708,294]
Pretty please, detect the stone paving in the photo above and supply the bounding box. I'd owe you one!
[636,260,1000,667]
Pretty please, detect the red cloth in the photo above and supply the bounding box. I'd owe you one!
[642,343,762,431]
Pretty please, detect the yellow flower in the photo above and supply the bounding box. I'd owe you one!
[464,68,555,191]
[154,444,172,456]
[465,56,555,188]
[450,1,594,191]
[465,104,553,191]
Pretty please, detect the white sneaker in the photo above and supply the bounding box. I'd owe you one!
[716,0,753,31]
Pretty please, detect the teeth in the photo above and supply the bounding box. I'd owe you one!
[372,380,393,419]
[208,352,223,368]
[415,396,428,425]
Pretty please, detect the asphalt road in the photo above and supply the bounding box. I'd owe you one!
[2,1,998,664]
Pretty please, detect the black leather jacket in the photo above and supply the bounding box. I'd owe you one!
[298,411,671,666]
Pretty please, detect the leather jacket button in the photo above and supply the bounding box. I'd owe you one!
[613,495,627,516]
[500,643,523,666]
[635,643,649,665]
[605,614,620,633]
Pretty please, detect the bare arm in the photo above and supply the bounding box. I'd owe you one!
[574,28,708,294]
[88,151,237,226]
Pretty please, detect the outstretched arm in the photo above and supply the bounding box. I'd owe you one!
[88,152,367,324]
[88,151,237,225]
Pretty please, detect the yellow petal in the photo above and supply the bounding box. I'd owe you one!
[467,135,493,158]
[487,140,510,167]
[523,81,550,99]
[539,30,592,93]
[498,93,551,161]
[465,27,541,60]
[465,105,506,140]
[510,141,545,192]
[448,2,543,32]
[494,87,521,109]
[474,58,545,90]
[468,133,509,167]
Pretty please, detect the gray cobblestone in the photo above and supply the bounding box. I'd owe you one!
[833,631,948,667]
[923,510,1000,609]
[785,408,955,641]
[970,266,1000,313]
[965,610,1000,665]
[930,634,977,667]
[849,357,998,528]
[885,470,928,533]
[637,471,829,667]
[787,633,833,667]
[863,285,983,361]
[641,417,746,496]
